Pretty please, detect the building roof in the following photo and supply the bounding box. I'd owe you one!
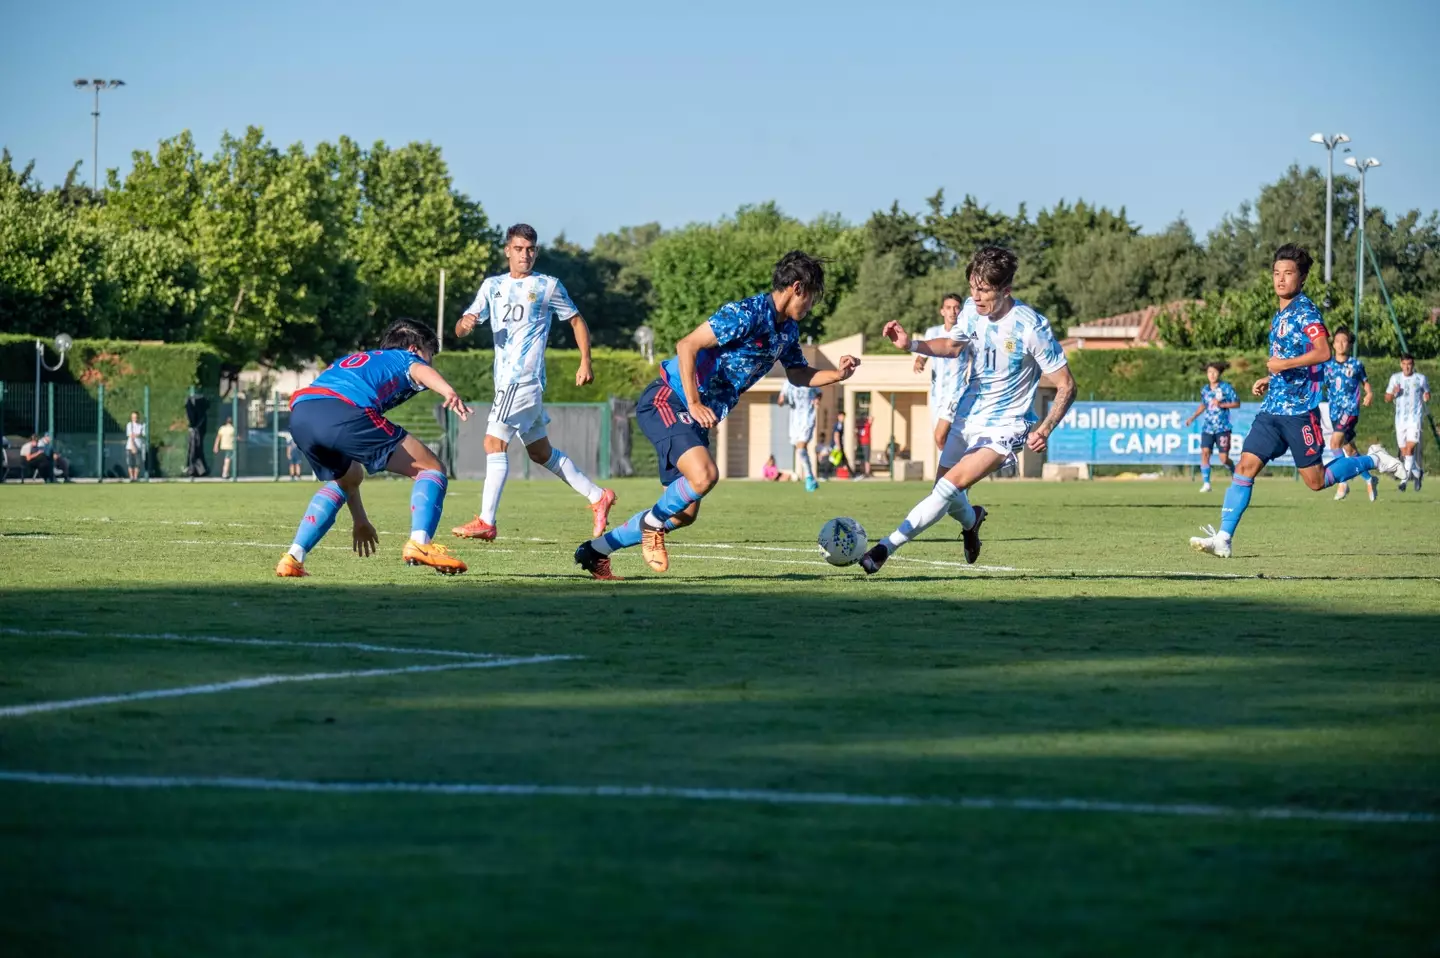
[1063,300,1201,350]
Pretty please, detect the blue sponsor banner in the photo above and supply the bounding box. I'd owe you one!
[1049,401,1319,466]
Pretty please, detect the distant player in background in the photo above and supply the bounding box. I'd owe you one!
[778,379,821,491]
[279,318,471,577]
[861,246,1077,574]
[1190,246,1409,558]
[1321,330,1376,501]
[1385,353,1430,491]
[451,224,617,541]
[1184,362,1239,492]
[573,251,860,579]
[914,292,967,463]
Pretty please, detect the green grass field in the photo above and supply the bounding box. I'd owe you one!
[2,476,1437,957]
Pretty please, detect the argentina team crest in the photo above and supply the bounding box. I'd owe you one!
[1003,338,1016,353]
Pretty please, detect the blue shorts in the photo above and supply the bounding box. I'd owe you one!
[288,399,407,481]
[1331,413,1359,445]
[1200,431,1231,454]
[1243,410,1324,469]
[636,377,709,484]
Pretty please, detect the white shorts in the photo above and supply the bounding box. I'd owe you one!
[929,390,960,425]
[1395,420,1421,447]
[939,419,1030,470]
[789,418,816,445]
[487,382,549,445]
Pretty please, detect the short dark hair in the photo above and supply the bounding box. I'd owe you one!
[1400,352,1415,361]
[1332,328,1352,342]
[967,246,1018,289]
[1206,361,1226,373]
[942,292,965,307]
[505,223,538,246]
[378,317,439,355]
[772,250,826,298]
[1272,244,1313,281]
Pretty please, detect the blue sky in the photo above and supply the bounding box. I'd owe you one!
[2,0,1436,246]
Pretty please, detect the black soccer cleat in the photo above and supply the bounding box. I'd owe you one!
[962,505,987,565]
[574,540,622,581]
[859,541,890,576]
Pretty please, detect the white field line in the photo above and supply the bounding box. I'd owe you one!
[0,654,579,719]
[0,627,496,660]
[0,770,1431,826]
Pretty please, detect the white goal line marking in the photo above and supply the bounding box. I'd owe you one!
[0,654,579,719]
[0,770,1431,825]
[0,627,496,660]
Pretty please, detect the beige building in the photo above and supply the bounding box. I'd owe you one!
[711,333,1059,481]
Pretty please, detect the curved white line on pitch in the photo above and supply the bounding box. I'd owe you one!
[0,770,1431,825]
[0,654,580,719]
[0,628,497,660]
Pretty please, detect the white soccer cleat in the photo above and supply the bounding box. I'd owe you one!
[1334,482,1348,501]
[1199,482,1212,493]
[1366,445,1410,484]
[1189,524,1232,559]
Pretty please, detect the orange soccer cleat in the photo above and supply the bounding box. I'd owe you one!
[641,527,669,573]
[589,488,618,538]
[275,554,309,578]
[402,540,468,575]
[451,515,497,540]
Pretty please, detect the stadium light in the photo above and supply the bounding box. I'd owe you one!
[1343,156,1381,348]
[73,78,126,191]
[1309,133,1350,286]
[33,334,73,437]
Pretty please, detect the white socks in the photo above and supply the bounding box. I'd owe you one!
[410,531,431,545]
[946,487,977,530]
[884,478,962,552]
[1404,455,1416,477]
[287,544,306,562]
[544,448,603,503]
[481,452,509,523]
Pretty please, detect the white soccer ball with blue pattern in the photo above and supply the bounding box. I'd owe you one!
[818,517,867,566]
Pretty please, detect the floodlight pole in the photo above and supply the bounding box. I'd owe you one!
[73,79,125,191]
[1308,133,1349,285]
[1345,156,1380,348]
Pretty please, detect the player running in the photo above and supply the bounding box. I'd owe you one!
[573,251,860,579]
[451,224,617,541]
[778,379,822,491]
[1321,330,1376,501]
[1385,353,1430,491]
[914,292,967,461]
[278,318,472,577]
[1184,362,1239,492]
[859,246,1077,574]
[1190,245,1409,559]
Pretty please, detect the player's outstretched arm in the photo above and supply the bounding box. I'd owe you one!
[1027,365,1077,453]
[410,364,472,422]
[569,315,595,386]
[348,486,378,558]
[787,358,860,389]
[1184,402,1205,426]
[1362,381,1374,407]
[883,320,965,358]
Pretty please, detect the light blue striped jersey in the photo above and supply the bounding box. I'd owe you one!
[781,381,821,429]
[921,323,966,399]
[949,299,1068,428]
[1386,371,1430,424]
[464,272,579,391]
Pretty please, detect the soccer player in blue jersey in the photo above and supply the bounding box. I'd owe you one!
[572,251,860,579]
[1184,363,1239,492]
[1321,329,1376,501]
[1190,246,1409,558]
[859,246,1077,574]
[277,318,472,577]
[778,379,822,491]
[451,224,616,542]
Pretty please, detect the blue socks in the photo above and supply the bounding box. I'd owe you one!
[647,476,701,526]
[797,448,813,481]
[595,508,687,556]
[291,482,347,560]
[1201,465,1212,485]
[1322,455,1374,489]
[1219,475,1253,536]
[410,469,447,543]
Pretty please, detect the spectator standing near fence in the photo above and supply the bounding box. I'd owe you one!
[214,416,236,479]
[857,414,873,478]
[125,411,146,482]
[287,435,304,480]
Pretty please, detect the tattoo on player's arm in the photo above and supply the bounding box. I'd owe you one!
[1042,373,1077,433]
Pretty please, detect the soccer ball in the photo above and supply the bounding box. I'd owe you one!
[818,517,867,566]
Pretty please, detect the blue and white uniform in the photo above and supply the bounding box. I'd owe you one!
[938,298,1068,468]
[1387,371,1430,446]
[1243,294,1328,468]
[781,381,821,444]
[1322,357,1367,444]
[289,349,429,480]
[920,323,966,423]
[465,272,579,444]
[1199,381,1238,452]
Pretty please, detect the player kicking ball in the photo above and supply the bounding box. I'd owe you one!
[1190,245,1409,559]
[573,251,859,580]
[859,246,1077,575]
[278,318,472,577]
[450,224,617,542]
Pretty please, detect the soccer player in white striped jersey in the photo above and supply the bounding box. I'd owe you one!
[451,224,617,540]
[778,380,822,491]
[860,246,1077,573]
[913,292,967,459]
[1385,354,1431,491]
